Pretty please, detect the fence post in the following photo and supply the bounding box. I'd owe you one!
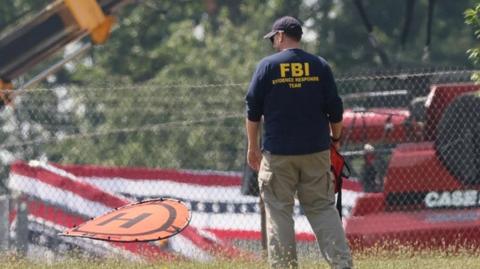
[15,199,29,256]
[0,195,9,251]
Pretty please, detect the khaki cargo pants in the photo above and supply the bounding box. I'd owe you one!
[258,149,353,269]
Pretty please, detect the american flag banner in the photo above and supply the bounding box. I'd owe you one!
[7,160,363,260]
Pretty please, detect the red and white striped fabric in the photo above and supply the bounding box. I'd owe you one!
[8,160,363,259]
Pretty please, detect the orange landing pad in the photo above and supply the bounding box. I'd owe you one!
[62,198,191,242]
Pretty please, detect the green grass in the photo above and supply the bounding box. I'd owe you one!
[2,247,480,269]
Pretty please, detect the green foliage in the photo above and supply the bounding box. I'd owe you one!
[3,0,478,80]
[302,0,477,70]
[76,0,479,79]
[1,0,479,174]
[465,3,480,82]
[9,84,247,171]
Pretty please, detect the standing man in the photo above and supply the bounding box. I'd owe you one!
[245,16,353,269]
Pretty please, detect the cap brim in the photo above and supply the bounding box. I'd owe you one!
[263,31,277,39]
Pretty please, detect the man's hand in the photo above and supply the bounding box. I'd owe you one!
[332,141,341,151]
[330,121,343,151]
[247,147,262,172]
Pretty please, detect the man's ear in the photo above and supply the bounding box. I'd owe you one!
[278,32,284,43]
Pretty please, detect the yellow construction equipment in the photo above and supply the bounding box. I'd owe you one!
[0,0,134,109]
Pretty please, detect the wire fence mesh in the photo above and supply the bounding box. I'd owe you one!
[1,68,479,261]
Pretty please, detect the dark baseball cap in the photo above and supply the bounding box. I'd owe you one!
[263,16,303,40]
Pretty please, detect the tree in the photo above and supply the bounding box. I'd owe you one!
[465,3,480,82]
[1,0,479,175]
[301,0,478,71]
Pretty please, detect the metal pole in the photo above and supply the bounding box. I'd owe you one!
[0,195,9,251]
[15,31,91,93]
[15,199,28,256]
[17,42,92,92]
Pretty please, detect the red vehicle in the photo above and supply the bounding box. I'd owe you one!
[343,82,480,249]
[241,79,480,249]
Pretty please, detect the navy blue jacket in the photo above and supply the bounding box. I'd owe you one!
[245,48,343,155]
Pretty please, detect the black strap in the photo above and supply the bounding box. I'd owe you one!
[352,0,391,67]
[342,159,352,178]
[353,0,390,67]
[336,174,343,219]
[332,147,351,219]
[401,0,416,49]
[423,0,436,61]
[426,0,436,48]
[352,0,373,32]
[335,160,352,219]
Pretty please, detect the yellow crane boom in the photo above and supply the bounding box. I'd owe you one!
[0,0,134,108]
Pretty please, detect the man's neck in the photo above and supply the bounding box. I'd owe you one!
[278,43,301,51]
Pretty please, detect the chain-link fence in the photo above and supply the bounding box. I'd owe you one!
[1,68,479,261]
